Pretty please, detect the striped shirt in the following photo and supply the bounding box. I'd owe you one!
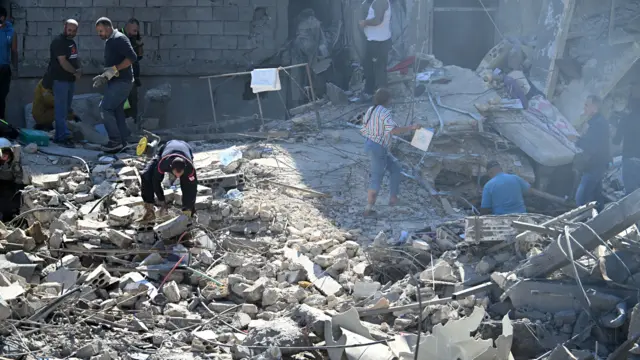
[360,105,397,148]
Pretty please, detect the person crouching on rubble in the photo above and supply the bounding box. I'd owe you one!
[32,74,80,131]
[480,160,530,215]
[138,139,198,222]
[361,88,420,217]
[574,95,609,209]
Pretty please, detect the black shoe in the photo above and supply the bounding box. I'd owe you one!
[54,139,75,148]
[102,141,124,153]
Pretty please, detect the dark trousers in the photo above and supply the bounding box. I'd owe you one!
[363,39,391,95]
[140,158,158,204]
[125,84,139,120]
[0,65,11,120]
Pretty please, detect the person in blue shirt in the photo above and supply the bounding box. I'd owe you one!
[480,160,531,215]
[0,7,17,123]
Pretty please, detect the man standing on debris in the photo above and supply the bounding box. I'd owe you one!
[361,88,420,217]
[613,101,640,195]
[93,17,137,153]
[575,95,609,207]
[47,19,81,147]
[139,139,198,222]
[480,160,530,215]
[121,18,143,122]
[0,7,17,124]
[359,0,391,98]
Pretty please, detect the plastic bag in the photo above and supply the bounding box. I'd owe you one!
[218,146,243,166]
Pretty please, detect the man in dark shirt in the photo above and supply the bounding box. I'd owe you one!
[575,95,610,207]
[48,19,80,147]
[138,140,198,223]
[613,101,640,195]
[0,6,17,124]
[92,17,137,153]
[121,18,143,122]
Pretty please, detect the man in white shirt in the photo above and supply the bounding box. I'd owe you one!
[359,0,392,98]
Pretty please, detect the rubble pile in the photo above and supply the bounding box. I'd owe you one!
[1,127,640,360]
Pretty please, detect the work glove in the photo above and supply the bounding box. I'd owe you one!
[102,66,119,80]
[92,74,108,88]
[157,201,168,217]
[182,210,192,217]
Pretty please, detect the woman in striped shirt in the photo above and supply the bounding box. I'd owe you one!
[361,88,420,216]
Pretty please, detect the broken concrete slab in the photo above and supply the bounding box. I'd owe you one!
[284,247,342,297]
[517,189,640,278]
[154,215,190,239]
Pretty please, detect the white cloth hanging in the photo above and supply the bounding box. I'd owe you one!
[250,68,281,93]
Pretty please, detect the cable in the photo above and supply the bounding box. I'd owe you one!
[478,0,503,39]
[36,149,90,175]
[7,207,66,226]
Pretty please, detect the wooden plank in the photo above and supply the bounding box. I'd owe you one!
[529,0,576,98]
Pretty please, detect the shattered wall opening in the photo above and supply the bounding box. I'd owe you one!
[432,0,499,69]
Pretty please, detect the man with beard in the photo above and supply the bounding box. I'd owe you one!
[47,19,80,147]
[92,17,137,153]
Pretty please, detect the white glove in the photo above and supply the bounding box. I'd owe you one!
[92,75,108,88]
[102,66,119,80]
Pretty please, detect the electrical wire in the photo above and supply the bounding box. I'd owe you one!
[36,149,91,176]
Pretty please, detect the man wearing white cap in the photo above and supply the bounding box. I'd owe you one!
[47,19,81,147]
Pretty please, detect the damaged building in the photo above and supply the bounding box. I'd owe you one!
[2,0,640,360]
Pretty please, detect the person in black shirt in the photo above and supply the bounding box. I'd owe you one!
[48,19,80,147]
[121,18,143,122]
[613,101,640,195]
[92,17,137,153]
[575,95,610,208]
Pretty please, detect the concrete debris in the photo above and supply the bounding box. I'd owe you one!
[5,40,640,359]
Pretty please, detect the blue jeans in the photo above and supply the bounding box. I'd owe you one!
[365,138,401,197]
[623,157,640,195]
[576,171,604,207]
[53,80,75,142]
[100,80,133,145]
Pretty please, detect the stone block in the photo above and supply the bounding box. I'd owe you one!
[238,7,254,21]
[160,7,188,21]
[237,36,256,50]
[170,49,195,62]
[150,0,197,5]
[25,8,55,22]
[200,0,224,4]
[81,7,108,22]
[160,35,184,49]
[186,7,213,20]
[172,21,198,34]
[36,22,56,36]
[41,0,66,6]
[134,7,161,21]
[125,0,148,7]
[251,0,276,5]
[84,264,114,288]
[224,21,250,35]
[198,21,223,35]
[93,0,118,5]
[107,7,133,22]
[66,0,93,6]
[143,37,159,50]
[222,49,245,63]
[195,49,222,60]
[213,6,239,21]
[53,7,82,21]
[211,35,237,49]
[226,0,250,5]
[159,21,173,35]
[154,214,190,239]
[185,35,212,49]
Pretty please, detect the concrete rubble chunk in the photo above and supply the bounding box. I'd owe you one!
[108,206,134,226]
[162,281,181,303]
[105,228,133,248]
[91,181,115,199]
[5,229,36,251]
[242,318,307,355]
[154,215,190,239]
[84,264,114,289]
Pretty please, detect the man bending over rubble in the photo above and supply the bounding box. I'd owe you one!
[480,160,530,215]
[361,88,420,217]
[139,139,198,222]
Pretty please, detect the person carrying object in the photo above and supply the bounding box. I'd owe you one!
[138,140,198,223]
[361,88,420,217]
[93,17,137,153]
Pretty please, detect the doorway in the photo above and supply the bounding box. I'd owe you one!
[432,0,498,69]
